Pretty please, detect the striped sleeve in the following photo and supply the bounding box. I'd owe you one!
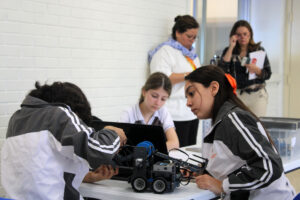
[221,111,283,192]
[56,106,120,168]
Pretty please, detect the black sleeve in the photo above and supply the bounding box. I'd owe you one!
[218,111,283,191]
[258,47,272,80]
[218,47,232,73]
[50,106,120,169]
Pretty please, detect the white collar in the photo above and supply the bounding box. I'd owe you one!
[135,103,160,125]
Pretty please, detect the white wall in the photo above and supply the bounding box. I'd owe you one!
[195,0,238,146]
[0,0,192,196]
[283,0,300,117]
[250,0,285,116]
[200,0,238,65]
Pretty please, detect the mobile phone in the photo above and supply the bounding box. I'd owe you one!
[241,57,250,66]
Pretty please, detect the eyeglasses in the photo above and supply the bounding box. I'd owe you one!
[184,33,197,41]
[236,32,249,38]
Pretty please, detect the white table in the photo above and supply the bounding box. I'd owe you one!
[79,145,216,200]
[79,179,216,200]
[79,146,300,200]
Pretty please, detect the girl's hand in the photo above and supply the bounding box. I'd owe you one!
[83,165,119,183]
[195,174,223,195]
[245,63,261,75]
[229,35,238,48]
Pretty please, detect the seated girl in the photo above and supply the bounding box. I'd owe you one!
[120,72,179,151]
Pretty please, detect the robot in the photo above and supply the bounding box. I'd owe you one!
[113,141,207,194]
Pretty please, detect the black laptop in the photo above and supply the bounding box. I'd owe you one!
[90,119,168,180]
[90,120,168,154]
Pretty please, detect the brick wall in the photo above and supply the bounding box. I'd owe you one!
[0,0,191,196]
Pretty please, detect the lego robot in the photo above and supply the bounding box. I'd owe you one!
[113,141,207,194]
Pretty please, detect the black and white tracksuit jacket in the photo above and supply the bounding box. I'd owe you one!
[203,101,295,200]
[1,95,120,200]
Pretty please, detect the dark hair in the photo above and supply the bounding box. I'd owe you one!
[28,81,92,125]
[230,20,261,52]
[139,72,172,104]
[185,65,253,123]
[185,65,275,147]
[172,15,199,40]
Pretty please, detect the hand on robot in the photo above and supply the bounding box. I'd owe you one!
[83,165,119,183]
[195,174,223,195]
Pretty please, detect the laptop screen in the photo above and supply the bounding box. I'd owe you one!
[90,120,168,154]
[90,119,168,180]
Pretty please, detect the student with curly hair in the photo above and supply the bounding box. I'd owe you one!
[1,81,126,200]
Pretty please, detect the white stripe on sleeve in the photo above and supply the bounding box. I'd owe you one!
[227,112,273,190]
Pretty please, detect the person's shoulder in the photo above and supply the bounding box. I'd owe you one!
[151,45,180,65]
[216,102,252,124]
[221,46,230,54]
[214,107,255,141]
[44,105,82,127]
[119,105,136,123]
[258,46,265,51]
[121,104,136,115]
[250,44,265,52]
[155,106,174,126]
[47,104,69,116]
[224,107,258,128]
[156,44,180,54]
[160,44,174,50]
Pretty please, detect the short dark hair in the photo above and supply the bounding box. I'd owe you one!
[28,81,92,125]
[139,72,172,104]
[172,15,199,40]
[230,20,261,52]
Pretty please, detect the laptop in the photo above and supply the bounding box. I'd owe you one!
[90,120,168,180]
[90,120,168,154]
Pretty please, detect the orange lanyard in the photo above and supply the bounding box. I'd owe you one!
[185,56,197,71]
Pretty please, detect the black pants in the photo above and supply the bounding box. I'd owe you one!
[174,119,199,147]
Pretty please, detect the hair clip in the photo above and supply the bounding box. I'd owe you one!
[225,73,237,95]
